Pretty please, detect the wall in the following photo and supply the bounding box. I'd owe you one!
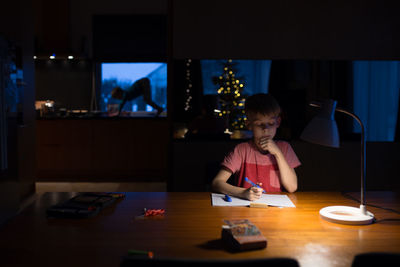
[0,0,35,225]
[35,0,168,110]
[172,0,400,60]
[69,0,168,58]
[35,60,92,110]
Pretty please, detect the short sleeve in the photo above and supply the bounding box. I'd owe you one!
[279,141,301,168]
[221,144,244,174]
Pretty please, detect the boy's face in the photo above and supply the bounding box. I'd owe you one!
[246,112,281,151]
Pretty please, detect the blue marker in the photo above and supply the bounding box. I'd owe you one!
[224,194,232,202]
[244,177,265,193]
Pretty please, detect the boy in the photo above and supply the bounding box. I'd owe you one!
[211,93,300,201]
[111,77,163,116]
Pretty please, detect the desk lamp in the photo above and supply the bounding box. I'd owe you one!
[300,99,374,225]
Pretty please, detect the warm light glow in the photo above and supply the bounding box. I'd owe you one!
[319,206,374,225]
[68,55,74,59]
[33,56,37,59]
[224,128,233,135]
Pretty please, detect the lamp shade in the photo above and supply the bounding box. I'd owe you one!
[300,100,339,148]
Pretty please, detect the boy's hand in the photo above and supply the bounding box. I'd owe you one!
[259,137,280,155]
[243,184,263,201]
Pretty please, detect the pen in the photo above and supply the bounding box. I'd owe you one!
[244,177,265,193]
[128,249,154,259]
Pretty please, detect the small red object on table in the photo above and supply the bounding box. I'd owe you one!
[144,208,165,217]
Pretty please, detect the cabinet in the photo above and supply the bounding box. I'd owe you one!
[36,119,169,181]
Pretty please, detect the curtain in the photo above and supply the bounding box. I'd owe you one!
[353,61,400,141]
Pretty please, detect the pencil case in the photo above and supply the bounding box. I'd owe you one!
[46,192,124,218]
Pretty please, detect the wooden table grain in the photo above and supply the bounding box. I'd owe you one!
[0,191,399,267]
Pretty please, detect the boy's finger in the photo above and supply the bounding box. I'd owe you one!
[251,187,262,194]
[251,186,260,192]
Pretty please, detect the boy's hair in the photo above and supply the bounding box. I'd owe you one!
[245,93,281,118]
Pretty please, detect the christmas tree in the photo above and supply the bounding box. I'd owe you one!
[212,59,246,131]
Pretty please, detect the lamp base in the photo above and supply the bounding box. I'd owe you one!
[320,206,374,225]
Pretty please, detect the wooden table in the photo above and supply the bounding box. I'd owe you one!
[0,192,399,267]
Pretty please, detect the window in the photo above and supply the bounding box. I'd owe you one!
[100,62,167,116]
[201,60,271,95]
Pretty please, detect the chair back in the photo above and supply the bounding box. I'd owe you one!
[352,252,400,267]
[121,257,300,267]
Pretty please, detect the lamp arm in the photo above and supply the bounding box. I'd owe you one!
[308,102,366,208]
[335,108,366,208]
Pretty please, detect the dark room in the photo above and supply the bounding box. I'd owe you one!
[0,0,399,266]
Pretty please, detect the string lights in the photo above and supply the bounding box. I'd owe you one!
[184,59,193,111]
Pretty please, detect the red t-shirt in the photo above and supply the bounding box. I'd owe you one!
[221,140,301,192]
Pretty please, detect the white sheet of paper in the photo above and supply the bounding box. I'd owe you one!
[211,193,296,208]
